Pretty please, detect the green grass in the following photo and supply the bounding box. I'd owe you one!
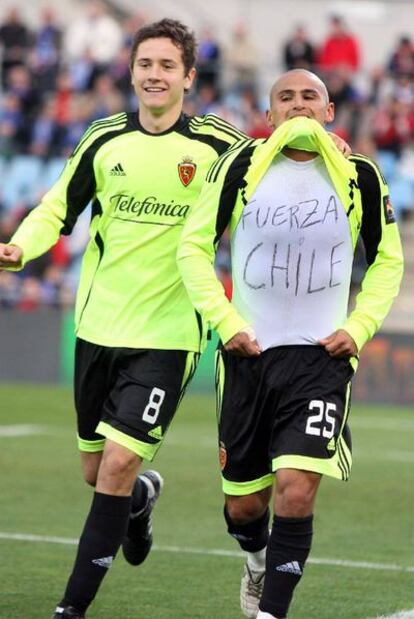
[0,384,413,618]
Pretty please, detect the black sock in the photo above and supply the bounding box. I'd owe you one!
[131,476,149,513]
[259,514,313,618]
[224,506,270,552]
[61,492,132,612]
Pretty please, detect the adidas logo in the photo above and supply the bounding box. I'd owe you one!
[92,555,114,569]
[110,163,126,176]
[148,425,163,440]
[327,437,336,451]
[275,560,302,575]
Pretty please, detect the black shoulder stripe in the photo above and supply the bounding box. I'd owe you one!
[214,144,255,244]
[177,123,235,157]
[75,112,127,145]
[350,153,387,185]
[352,157,382,266]
[62,125,135,235]
[71,114,128,159]
[207,139,253,183]
[189,114,246,142]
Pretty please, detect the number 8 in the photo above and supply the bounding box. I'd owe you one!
[142,387,165,424]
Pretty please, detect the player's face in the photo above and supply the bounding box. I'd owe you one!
[267,72,335,129]
[131,37,195,115]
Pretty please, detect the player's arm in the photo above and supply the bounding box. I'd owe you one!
[340,156,404,352]
[0,125,98,271]
[177,146,260,356]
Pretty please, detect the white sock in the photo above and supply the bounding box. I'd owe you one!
[246,546,266,571]
[256,611,278,619]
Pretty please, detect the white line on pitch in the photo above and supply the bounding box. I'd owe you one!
[1,532,414,575]
[0,424,46,437]
[372,611,414,619]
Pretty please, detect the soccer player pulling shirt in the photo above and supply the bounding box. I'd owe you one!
[178,70,403,618]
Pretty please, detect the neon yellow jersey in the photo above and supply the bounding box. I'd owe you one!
[10,112,247,351]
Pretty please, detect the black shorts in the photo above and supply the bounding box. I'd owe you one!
[75,338,199,460]
[216,345,355,495]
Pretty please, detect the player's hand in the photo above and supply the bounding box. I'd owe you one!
[319,329,358,358]
[327,132,352,158]
[224,327,262,357]
[0,243,23,269]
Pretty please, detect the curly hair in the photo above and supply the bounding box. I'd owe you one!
[130,18,197,75]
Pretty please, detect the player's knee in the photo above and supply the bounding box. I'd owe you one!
[102,450,137,479]
[226,495,266,524]
[97,443,141,494]
[276,484,317,516]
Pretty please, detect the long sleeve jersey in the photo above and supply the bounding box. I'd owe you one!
[177,117,404,352]
[10,112,246,351]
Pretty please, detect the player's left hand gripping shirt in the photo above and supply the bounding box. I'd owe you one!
[10,112,246,351]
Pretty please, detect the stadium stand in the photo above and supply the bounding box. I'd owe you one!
[0,0,413,333]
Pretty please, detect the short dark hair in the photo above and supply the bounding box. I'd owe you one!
[130,18,197,75]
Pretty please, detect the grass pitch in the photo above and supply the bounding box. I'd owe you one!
[0,384,413,619]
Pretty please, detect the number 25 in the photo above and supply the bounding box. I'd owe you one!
[305,400,336,439]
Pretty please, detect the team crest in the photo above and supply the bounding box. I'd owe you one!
[178,156,197,187]
[219,441,227,470]
[383,195,396,224]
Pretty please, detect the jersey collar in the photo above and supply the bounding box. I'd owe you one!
[128,112,189,135]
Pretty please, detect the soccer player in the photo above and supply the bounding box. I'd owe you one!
[0,19,249,619]
[177,69,403,618]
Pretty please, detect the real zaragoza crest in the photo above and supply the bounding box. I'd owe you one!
[178,156,197,187]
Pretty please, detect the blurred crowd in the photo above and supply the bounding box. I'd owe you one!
[1,1,414,309]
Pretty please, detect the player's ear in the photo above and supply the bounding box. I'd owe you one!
[325,101,335,123]
[184,67,196,93]
[266,109,275,129]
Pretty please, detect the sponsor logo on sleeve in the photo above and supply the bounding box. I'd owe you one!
[383,195,396,224]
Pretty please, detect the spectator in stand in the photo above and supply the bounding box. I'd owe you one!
[68,48,96,92]
[64,0,123,78]
[0,92,23,156]
[388,36,414,79]
[197,26,221,90]
[226,22,259,95]
[6,65,41,151]
[371,96,414,156]
[318,15,360,73]
[245,107,272,139]
[91,74,124,119]
[29,97,60,158]
[54,71,75,127]
[283,24,315,70]
[0,7,31,87]
[30,7,62,94]
[109,45,133,99]
[59,94,93,157]
[325,67,363,141]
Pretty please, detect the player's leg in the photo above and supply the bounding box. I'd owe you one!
[80,452,102,487]
[257,346,354,619]
[94,348,198,566]
[216,347,274,619]
[256,469,320,619]
[53,440,142,619]
[52,344,185,618]
[225,491,271,619]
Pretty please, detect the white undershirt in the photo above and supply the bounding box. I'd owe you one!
[231,153,353,350]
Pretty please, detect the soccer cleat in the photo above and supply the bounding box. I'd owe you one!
[240,562,265,619]
[51,605,85,618]
[122,469,164,566]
